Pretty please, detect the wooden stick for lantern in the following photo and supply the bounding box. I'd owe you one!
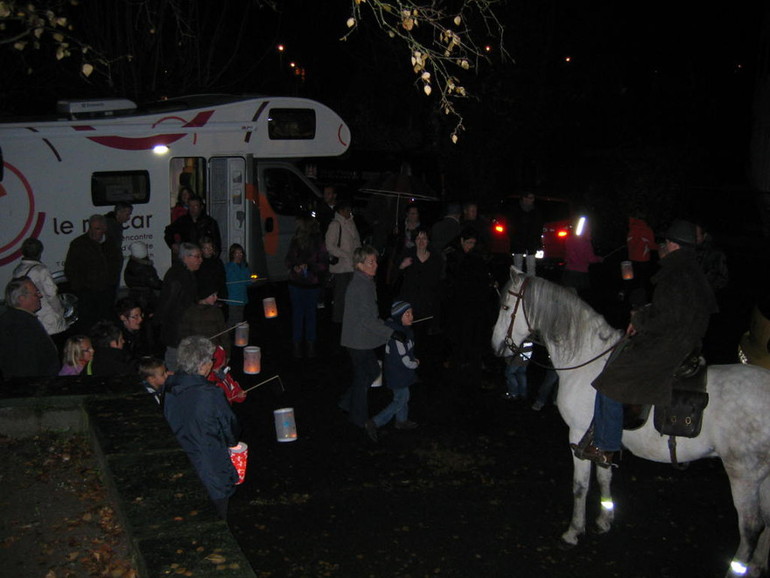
[208,321,248,341]
[243,374,283,393]
[412,316,434,324]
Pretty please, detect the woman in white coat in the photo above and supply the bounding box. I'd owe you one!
[325,199,361,324]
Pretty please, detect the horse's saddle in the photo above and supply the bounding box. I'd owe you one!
[623,353,709,438]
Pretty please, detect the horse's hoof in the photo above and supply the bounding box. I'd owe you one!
[558,538,577,551]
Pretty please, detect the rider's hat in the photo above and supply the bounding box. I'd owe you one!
[665,219,697,248]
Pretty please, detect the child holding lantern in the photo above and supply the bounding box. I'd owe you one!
[365,300,419,442]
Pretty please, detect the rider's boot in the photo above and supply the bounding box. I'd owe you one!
[570,424,618,468]
[570,422,595,459]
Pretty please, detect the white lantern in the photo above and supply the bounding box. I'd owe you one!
[243,346,261,374]
[263,297,278,318]
[621,260,634,281]
[234,322,249,347]
[273,407,297,442]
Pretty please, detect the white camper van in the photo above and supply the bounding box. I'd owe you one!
[0,94,350,290]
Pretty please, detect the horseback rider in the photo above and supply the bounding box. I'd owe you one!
[574,219,718,467]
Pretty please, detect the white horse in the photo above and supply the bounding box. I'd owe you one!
[491,269,770,577]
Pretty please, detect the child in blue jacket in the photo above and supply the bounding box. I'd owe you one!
[365,301,419,441]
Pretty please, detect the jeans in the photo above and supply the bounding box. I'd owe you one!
[505,364,528,397]
[513,253,537,277]
[341,348,379,427]
[289,285,320,342]
[372,387,410,427]
[535,369,559,405]
[594,391,623,452]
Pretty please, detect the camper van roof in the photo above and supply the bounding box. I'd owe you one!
[56,98,138,118]
[2,94,271,123]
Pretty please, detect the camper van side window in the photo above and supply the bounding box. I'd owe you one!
[267,109,316,140]
[91,171,150,206]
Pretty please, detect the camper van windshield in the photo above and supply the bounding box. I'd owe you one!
[91,170,150,205]
[267,109,316,140]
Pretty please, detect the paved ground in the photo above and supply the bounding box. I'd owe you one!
[223,260,754,578]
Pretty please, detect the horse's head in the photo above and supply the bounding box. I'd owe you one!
[491,267,534,357]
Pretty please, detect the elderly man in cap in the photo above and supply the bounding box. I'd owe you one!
[573,219,717,468]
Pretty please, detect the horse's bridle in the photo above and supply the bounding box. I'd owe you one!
[501,276,622,371]
[502,276,534,356]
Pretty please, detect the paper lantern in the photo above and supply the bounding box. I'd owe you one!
[621,260,634,281]
[243,346,261,374]
[263,297,278,318]
[234,322,249,347]
[273,407,298,442]
[228,442,248,485]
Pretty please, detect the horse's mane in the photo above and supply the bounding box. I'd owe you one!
[506,274,620,361]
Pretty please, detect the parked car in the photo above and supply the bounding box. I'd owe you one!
[485,195,574,278]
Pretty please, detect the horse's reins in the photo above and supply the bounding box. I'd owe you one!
[502,277,621,371]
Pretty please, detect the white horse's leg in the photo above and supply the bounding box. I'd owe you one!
[562,456,592,545]
[594,464,615,534]
[747,477,770,577]
[725,476,764,577]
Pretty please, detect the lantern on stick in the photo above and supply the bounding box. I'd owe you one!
[243,346,261,374]
[234,322,249,347]
[263,297,278,318]
[621,260,634,281]
[273,407,298,442]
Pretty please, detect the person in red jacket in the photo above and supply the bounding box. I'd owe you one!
[626,212,657,306]
[207,346,247,405]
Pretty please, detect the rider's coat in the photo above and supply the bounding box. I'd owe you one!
[592,247,717,406]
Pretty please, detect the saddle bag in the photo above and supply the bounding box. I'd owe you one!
[653,389,709,438]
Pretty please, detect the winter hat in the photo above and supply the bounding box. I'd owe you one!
[665,219,697,248]
[391,300,412,319]
[129,241,148,259]
[196,276,219,301]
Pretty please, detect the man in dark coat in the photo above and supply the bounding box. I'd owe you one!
[430,203,462,256]
[64,214,123,332]
[155,243,201,370]
[163,197,222,258]
[508,192,543,277]
[0,277,60,379]
[575,220,717,467]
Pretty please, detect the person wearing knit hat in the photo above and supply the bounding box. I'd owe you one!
[574,217,717,468]
[664,219,697,248]
[177,279,231,361]
[391,300,412,319]
[365,300,420,442]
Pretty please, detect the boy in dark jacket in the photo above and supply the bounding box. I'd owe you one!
[365,301,419,442]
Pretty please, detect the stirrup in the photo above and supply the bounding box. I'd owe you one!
[570,422,595,460]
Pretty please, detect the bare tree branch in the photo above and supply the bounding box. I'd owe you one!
[343,0,509,142]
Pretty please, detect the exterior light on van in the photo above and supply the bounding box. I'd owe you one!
[575,216,586,236]
[153,145,170,155]
[250,274,259,279]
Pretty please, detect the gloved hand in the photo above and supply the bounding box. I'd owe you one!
[392,330,407,343]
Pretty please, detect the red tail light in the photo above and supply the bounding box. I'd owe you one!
[494,224,505,234]
[557,229,568,238]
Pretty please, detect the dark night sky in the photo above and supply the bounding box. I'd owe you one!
[1,2,765,202]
